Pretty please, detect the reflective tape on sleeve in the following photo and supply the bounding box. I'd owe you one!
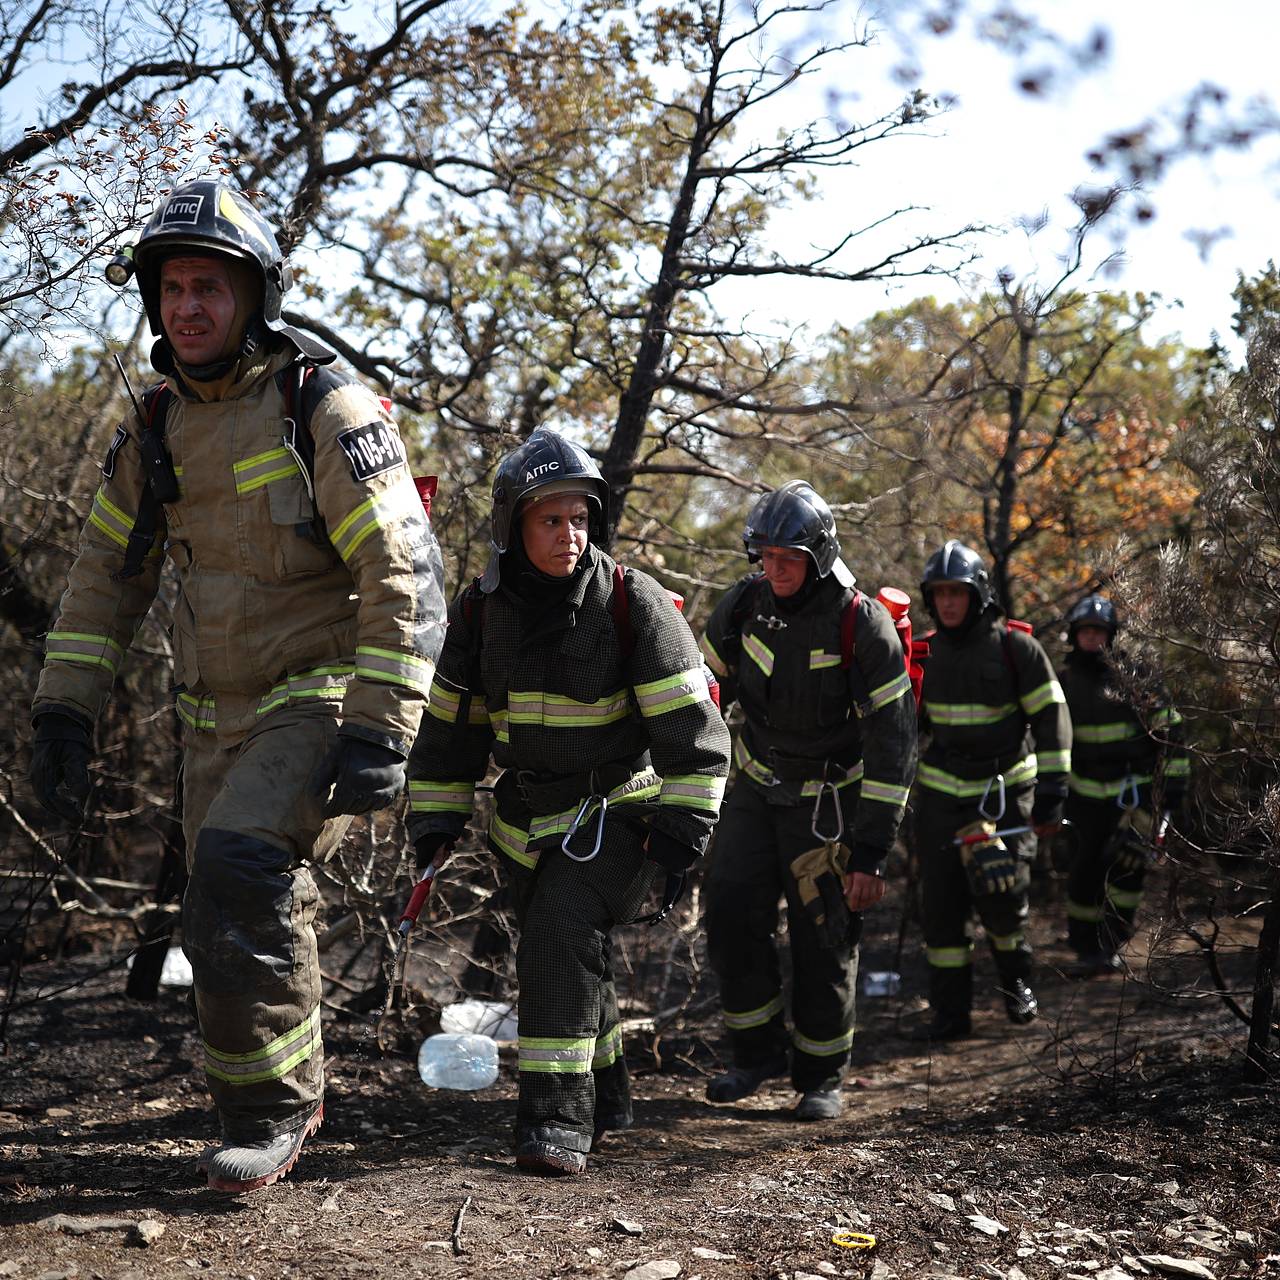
[1020,678,1066,715]
[408,780,474,814]
[45,630,124,674]
[634,668,711,718]
[87,487,136,550]
[659,772,726,813]
[355,645,434,693]
[700,633,729,678]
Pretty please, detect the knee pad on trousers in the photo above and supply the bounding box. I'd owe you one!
[184,828,295,996]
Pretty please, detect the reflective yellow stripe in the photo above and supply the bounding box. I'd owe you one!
[408,780,474,813]
[800,761,864,797]
[1151,707,1183,728]
[1037,749,1071,773]
[1107,886,1142,910]
[492,812,538,868]
[659,773,725,813]
[860,778,909,807]
[87,488,135,549]
[792,1027,853,1057]
[203,1008,321,1086]
[634,668,711,717]
[46,630,124,673]
[507,688,630,727]
[1067,899,1105,922]
[700,633,729,678]
[177,692,217,731]
[426,678,490,725]
[810,649,841,670]
[917,755,1037,796]
[1068,771,1152,799]
[926,945,974,969]
[592,1024,623,1070]
[926,700,1018,726]
[233,446,300,494]
[723,994,784,1031]
[868,669,912,711]
[355,645,434,694]
[1166,758,1190,778]
[987,931,1024,952]
[330,485,418,562]
[1020,679,1066,715]
[519,1035,595,1074]
[743,632,774,677]
[733,736,775,786]
[1074,722,1140,744]
[491,707,510,744]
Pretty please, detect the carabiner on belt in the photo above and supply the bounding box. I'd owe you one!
[978,772,1007,822]
[810,781,845,843]
[1115,774,1141,812]
[562,793,608,862]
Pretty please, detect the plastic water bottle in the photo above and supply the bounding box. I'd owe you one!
[417,1033,500,1090]
[861,970,902,998]
[440,999,518,1041]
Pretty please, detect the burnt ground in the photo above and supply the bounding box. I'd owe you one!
[1,868,1278,1280]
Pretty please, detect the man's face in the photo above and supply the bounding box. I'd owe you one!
[761,546,810,598]
[1074,624,1110,653]
[931,581,973,628]
[520,494,590,577]
[159,255,239,366]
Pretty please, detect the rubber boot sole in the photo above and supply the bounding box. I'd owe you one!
[207,1105,324,1193]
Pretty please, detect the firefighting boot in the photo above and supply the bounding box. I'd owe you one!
[206,1105,323,1193]
[516,1140,588,1176]
[706,1052,789,1103]
[795,1088,844,1121]
[920,964,973,1041]
[992,950,1039,1025]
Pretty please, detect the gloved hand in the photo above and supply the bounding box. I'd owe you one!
[790,841,853,948]
[637,829,698,926]
[1105,809,1154,875]
[414,830,455,873]
[955,822,1019,897]
[315,734,407,817]
[1031,792,1066,834]
[30,712,93,823]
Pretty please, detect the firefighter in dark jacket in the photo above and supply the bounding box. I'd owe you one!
[699,482,917,1119]
[1058,594,1189,974]
[914,541,1071,1040]
[29,181,447,1191]
[406,430,731,1176]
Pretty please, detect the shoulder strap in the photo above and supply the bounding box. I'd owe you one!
[1001,619,1027,692]
[452,577,487,746]
[610,564,634,661]
[839,588,863,669]
[115,385,174,581]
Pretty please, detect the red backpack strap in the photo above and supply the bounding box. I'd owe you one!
[839,589,863,669]
[1006,618,1033,635]
[610,563,634,661]
[1001,619,1031,691]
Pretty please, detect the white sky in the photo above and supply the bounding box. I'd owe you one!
[718,0,1280,354]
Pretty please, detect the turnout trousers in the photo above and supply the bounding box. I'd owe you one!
[181,701,350,1142]
[915,782,1034,1018]
[505,819,656,1157]
[703,779,861,1092]
[1064,793,1147,956]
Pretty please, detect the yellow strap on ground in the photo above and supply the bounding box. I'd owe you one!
[831,1230,876,1250]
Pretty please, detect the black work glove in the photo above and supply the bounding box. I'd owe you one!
[315,735,407,817]
[1031,792,1065,831]
[414,830,455,873]
[637,829,698,926]
[30,712,93,823]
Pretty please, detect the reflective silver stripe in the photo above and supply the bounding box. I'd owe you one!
[177,692,217,731]
[203,1007,321,1086]
[867,669,912,711]
[659,773,725,813]
[917,755,1037,796]
[1020,678,1066,715]
[987,931,1024,952]
[926,700,1018,726]
[507,688,630,726]
[592,1024,623,1070]
[426,677,489,725]
[792,1027,853,1057]
[330,485,417,562]
[408,780,473,813]
[799,760,863,797]
[733,736,775,786]
[860,777,909,807]
[518,1036,595,1074]
[743,632,774,677]
[87,487,135,549]
[46,630,124,674]
[723,994,783,1031]
[926,945,974,968]
[634,668,711,718]
[525,775,661,843]
[1037,749,1071,773]
[355,645,434,693]
[233,446,300,494]
[700,633,729,678]
[809,649,841,670]
[1068,771,1152,799]
[1074,722,1140,744]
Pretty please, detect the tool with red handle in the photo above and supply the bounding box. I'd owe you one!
[378,864,439,1024]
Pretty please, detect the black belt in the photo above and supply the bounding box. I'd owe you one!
[766,752,857,783]
[512,754,650,813]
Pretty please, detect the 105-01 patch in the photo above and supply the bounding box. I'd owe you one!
[337,421,406,482]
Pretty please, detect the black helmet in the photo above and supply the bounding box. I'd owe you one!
[128,180,333,363]
[1065,593,1118,641]
[480,428,608,592]
[742,480,854,587]
[921,539,996,612]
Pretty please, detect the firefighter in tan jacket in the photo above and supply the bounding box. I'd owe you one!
[29,181,446,1192]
